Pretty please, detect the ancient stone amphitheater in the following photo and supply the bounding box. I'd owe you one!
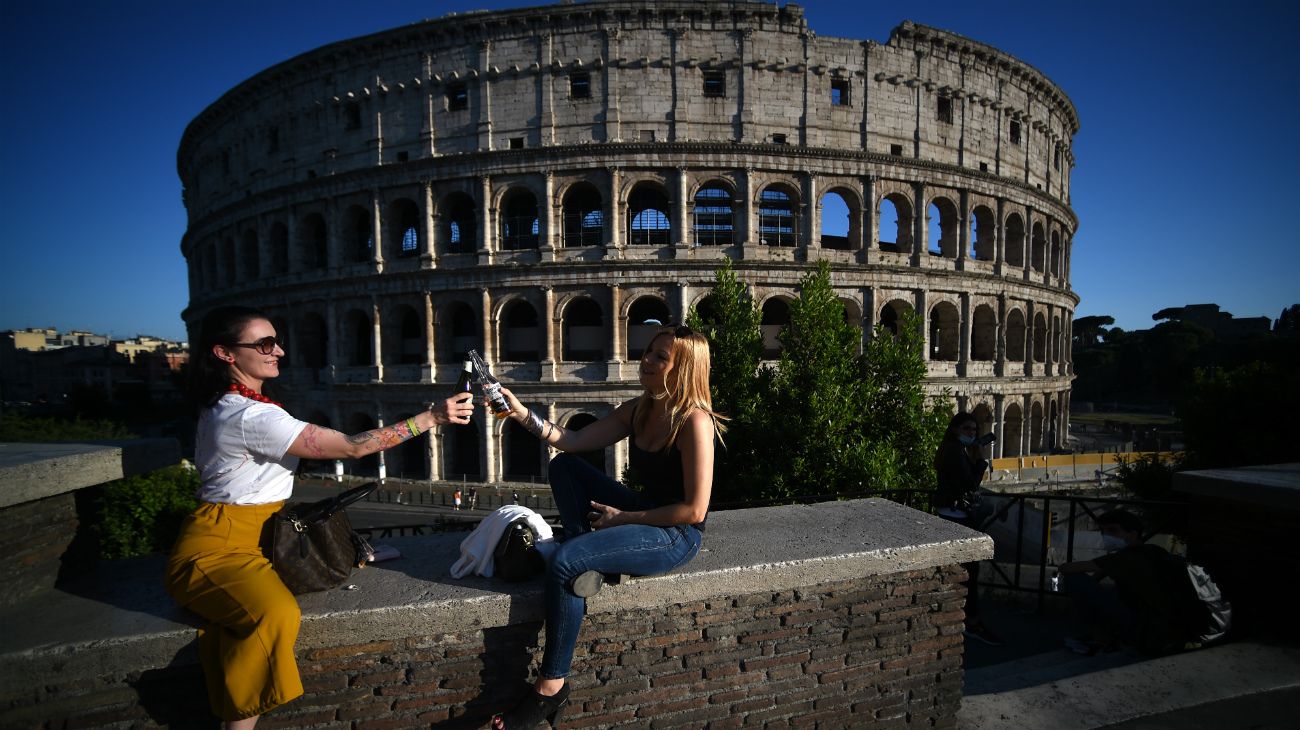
[179,1,1078,483]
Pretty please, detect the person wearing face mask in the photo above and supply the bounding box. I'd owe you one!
[933,412,1002,645]
[1059,509,1199,655]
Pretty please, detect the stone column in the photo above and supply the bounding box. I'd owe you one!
[915,289,929,361]
[1025,300,1036,372]
[803,172,818,254]
[992,394,1005,460]
[862,286,877,351]
[608,283,624,376]
[957,188,970,270]
[477,41,493,151]
[740,169,755,256]
[995,293,1007,377]
[371,190,385,273]
[602,28,621,142]
[958,292,971,377]
[479,176,493,266]
[911,181,926,268]
[541,286,556,382]
[673,167,690,253]
[480,288,495,366]
[994,197,1005,277]
[424,291,436,377]
[421,179,436,268]
[606,167,623,256]
[1021,394,1033,456]
[542,172,557,262]
[1023,207,1035,282]
[326,198,340,270]
[285,208,298,274]
[860,175,875,265]
[676,282,691,326]
[326,302,339,375]
[371,297,383,382]
[610,401,628,477]
[538,34,555,146]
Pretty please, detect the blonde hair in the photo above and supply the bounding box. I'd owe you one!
[634,327,727,451]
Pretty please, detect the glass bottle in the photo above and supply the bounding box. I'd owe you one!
[467,350,511,419]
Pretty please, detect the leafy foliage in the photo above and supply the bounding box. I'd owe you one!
[96,464,199,559]
[691,260,948,506]
[0,412,134,442]
[1178,359,1300,470]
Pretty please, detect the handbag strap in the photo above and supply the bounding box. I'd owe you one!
[289,481,380,524]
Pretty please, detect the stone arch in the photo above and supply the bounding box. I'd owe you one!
[343,308,372,366]
[970,205,995,261]
[1033,312,1047,363]
[971,304,997,361]
[1050,230,1062,277]
[1049,398,1060,451]
[439,300,478,363]
[627,181,671,246]
[240,228,259,280]
[341,204,372,263]
[693,180,736,247]
[758,183,799,247]
[760,296,792,358]
[499,187,539,250]
[564,413,604,472]
[1003,402,1023,458]
[500,298,541,361]
[927,196,960,258]
[503,418,543,480]
[300,212,327,270]
[386,197,421,259]
[693,294,719,325]
[1031,220,1046,273]
[443,420,481,481]
[928,300,960,361]
[561,296,606,361]
[878,192,913,252]
[562,181,603,248]
[1051,314,1063,363]
[439,192,477,255]
[879,298,914,336]
[971,401,994,438]
[820,188,856,250]
[296,311,328,371]
[269,221,289,274]
[1006,308,1027,361]
[627,296,671,359]
[1004,212,1025,268]
[383,303,424,365]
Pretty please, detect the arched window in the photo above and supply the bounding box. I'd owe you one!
[758,186,798,247]
[344,309,372,366]
[240,229,259,280]
[1030,401,1045,453]
[393,305,423,364]
[342,205,372,263]
[562,297,606,361]
[387,198,420,258]
[878,193,913,252]
[928,302,960,361]
[1031,222,1046,273]
[627,297,671,359]
[820,191,852,250]
[447,303,477,362]
[971,305,996,361]
[502,300,540,361]
[270,222,289,274]
[300,213,327,270]
[760,298,791,358]
[1050,231,1062,277]
[693,183,734,246]
[222,238,236,285]
[927,197,959,258]
[628,183,670,246]
[562,183,603,247]
[500,189,539,250]
[1005,213,1025,268]
[1003,403,1023,457]
[1033,313,1047,363]
[297,313,328,373]
[441,193,476,255]
[443,422,481,481]
[971,206,995,261]
[1006,309,1027,361]
[879,299,914,336]
[504,419,543,480]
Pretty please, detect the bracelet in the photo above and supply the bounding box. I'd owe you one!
[406,417,420,437]
[523,409,546,439]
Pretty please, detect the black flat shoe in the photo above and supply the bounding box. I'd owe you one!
[570,570,604,598]
[492,683,570,729]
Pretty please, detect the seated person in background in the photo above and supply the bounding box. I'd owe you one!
[1059,509,1206,655]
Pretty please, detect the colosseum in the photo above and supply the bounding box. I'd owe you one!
[178,0,1078,484]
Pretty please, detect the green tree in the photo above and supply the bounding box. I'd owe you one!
[0,412,134,442]
[1178,360,1300,470]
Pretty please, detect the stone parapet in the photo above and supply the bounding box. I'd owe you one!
[0,497,990,728]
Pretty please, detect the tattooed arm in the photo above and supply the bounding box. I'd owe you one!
[285,393,475,460]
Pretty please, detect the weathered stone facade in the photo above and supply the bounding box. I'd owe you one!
[178,1,1079,483]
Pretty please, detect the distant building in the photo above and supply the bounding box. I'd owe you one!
[1,328,187,407]
[1175,304,1271,338]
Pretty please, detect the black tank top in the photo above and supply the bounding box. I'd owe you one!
[628,399,706,530]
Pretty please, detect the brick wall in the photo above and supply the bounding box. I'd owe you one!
[0,491,78,608]
[4,566,966,729]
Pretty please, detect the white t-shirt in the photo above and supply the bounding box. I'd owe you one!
[195,394,309,505]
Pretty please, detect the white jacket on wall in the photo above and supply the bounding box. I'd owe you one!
[450,505,556,579]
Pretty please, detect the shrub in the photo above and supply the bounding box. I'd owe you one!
[96,464,199,559]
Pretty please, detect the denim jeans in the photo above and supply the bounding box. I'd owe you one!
[1065,571,1138,644]
[539,453,702,679]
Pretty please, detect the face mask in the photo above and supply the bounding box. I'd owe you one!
[1101,534,1127,552]
[958,435,976,446]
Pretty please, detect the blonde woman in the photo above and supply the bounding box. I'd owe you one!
[491,326,724,729]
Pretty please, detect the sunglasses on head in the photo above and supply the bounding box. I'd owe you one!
[230,336,282,355]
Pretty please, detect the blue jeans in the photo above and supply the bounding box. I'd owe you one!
[540,453,702,679]
[1065,571,1138,644]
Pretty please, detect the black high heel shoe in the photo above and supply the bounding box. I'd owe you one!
[492,683,570,729]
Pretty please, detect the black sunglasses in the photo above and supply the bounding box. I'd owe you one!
[230,336,283,355]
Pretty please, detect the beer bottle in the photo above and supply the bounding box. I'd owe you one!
[453,360,473,422]
[467,349,512,419]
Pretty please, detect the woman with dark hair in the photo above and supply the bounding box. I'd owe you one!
[166,305,473,729]
[489,326,725,729]
[934,411,1002,646]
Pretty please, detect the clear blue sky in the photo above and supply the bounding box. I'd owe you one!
[2,0,1297,342]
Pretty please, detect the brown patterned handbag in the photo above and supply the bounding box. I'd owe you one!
[271,482,377,594]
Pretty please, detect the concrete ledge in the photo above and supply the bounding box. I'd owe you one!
[0,497,990,686]
[0,440,181,508]
[1173,462,1300,510]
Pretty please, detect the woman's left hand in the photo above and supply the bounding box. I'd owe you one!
[588,500,622,530]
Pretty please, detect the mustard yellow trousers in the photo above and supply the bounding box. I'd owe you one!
[165,501,303,720]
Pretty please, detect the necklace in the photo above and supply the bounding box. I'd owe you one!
[228,382,284,409]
